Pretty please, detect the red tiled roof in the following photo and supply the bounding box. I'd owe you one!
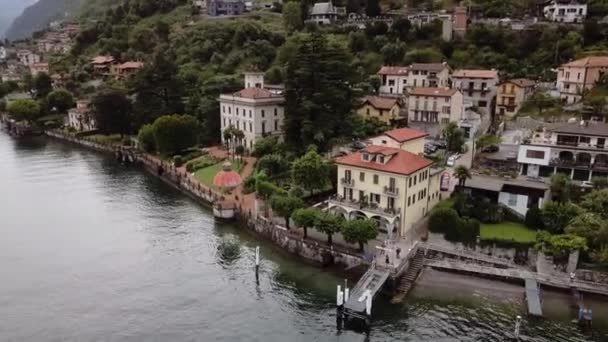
[383,127,428,143]
[234,87,278,99]
[378,66,409,75]
[563,56,608,68]
[362,96,400,110]
[336,146,432,176]
[408,87,458,97]
[116,61,144,69]
[91,55,115,64]
[453,69,498,79]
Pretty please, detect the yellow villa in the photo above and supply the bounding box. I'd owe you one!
[329,143,442,239]
[357,96,403,124]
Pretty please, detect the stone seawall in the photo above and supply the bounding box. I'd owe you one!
[44,130,365,269]
[245,216,364,269]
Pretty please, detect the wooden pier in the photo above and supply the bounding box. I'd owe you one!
[525,279,543,316]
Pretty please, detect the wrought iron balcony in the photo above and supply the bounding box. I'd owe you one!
[383,186,399,197]
[340,177,355,187]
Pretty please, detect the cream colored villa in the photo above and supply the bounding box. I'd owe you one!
[329,144,441,239]
[368,127,428,154]
[219,72,284,150]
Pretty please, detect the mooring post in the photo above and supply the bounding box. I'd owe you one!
[514,315,522,339]
[255,246,260,284]
[344,279,349,303]
[364,289,372,332]
[336,285,344,330]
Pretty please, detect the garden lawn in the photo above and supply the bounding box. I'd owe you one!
[480,222,537,243]
[193,159,244,187]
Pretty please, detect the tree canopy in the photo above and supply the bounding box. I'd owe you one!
[91,88,133,135]
[150,114,201,155]
[7,99,41,122]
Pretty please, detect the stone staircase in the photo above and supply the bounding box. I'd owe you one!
[391,249,425,303]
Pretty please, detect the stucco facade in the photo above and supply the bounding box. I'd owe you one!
[406,87,464,133]
[329,145,441,238]
[367,127,428,155]
[219,74,284,150]
[451,69,498,115]
[556,56,608,104]
[495,79,535,118]
[357,96,402,124]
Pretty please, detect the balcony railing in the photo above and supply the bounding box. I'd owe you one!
[340,177,355,187]
[328,196,401,218]
[593,163,608,171]
[383,186,399,197]
[549,158,592,168]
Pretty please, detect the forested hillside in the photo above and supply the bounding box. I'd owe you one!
[46,0,608,147]
[5,0,85,40]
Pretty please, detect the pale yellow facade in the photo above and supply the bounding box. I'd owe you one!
[333,164,440,238]
[357,102,401,124]
[495,82,534,118]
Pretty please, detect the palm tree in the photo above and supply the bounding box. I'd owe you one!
[223,126,234,151]
[454,165,471,189]
[233,129,245,159]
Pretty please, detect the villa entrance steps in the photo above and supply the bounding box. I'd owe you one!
[391,249,425,304]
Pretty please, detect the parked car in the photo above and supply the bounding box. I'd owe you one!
[482,145,499,153]
[424,143,438,153]
[446,153,461,166]
[581,181,594,188]
[433,140,447,149]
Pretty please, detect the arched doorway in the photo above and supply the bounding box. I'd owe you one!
[559,151,574,162]
[328,206,348,220]
[577,152,592,166]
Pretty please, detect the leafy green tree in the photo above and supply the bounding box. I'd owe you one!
[443,122,465,153]
[535,231,588,257]
[91,88,133,135]
[476,134,502,151]
[137,123,156,152]
[565,213,608,250]
[7,99,41,122]
[46,90,75,113]
[592,176,608,190]
[583,91,607,119]
[292,207,318,239]
[429,207,459,234]
[549,173,572,203]
[365,0,381,17]
[580,189,608,219]
[390,18,412,41]
[131,50,184,127]
[284,33,359,153]
[283,2,303,33]
[253,136,280,157]
[151,114,200,155]
[380,42,406,65]
[541,201,581,234]
[257,154,289,179]
[33,73,53,98]
[521,92,559,116]
[342,218,378,251]
[314,211,343,245]
[524,206,544,230]
[291,148,329,196]
[270,195,304,229]
[454,166,471,188]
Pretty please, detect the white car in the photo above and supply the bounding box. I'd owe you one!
[446,154,461,166]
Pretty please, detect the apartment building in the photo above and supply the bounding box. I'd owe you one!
[451,69,498,115]
[556,56,608,104]
[406,87,463,133]
[517,121,608,182]
[219,73,284,150]
[378,66,409,95]
[495,78,536,118]
[408,63,450,88]
[330,145,441,238]
[543,1,586,23]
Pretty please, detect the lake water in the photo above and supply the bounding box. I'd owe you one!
[1,130,607,341]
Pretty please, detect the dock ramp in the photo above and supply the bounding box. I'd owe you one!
[525,278,543,316]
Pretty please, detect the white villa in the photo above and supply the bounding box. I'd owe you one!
[543,1,587,23]
[67,100,96,132]
[219,72,284,150]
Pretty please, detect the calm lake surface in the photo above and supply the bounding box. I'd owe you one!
[1,130,607,341]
